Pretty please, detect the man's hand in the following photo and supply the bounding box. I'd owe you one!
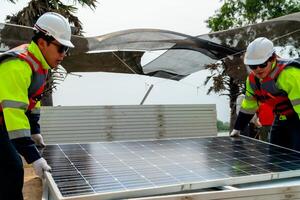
[31,133,46,147]
[32,158,51,179]
[230,129,241,137]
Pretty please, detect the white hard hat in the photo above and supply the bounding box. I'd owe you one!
[34,12,74,48]
[244,37,274,65]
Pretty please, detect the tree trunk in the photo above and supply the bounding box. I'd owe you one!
[229,77,240,131]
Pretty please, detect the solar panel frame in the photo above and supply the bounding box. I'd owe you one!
[42,136,300,200]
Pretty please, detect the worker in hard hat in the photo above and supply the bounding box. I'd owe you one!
[230,37,300,151]
[0,12,74,200]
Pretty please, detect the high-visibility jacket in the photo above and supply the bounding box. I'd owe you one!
[0,41,50,163]
[240,58,300,119]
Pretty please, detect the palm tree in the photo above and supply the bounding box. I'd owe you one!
[4,0,98,105]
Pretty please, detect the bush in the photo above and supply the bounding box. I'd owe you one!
[217,120,230,131]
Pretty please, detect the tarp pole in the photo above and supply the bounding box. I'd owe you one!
[140,84,154,105]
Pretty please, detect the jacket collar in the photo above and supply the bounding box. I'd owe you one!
[27,41,50,70]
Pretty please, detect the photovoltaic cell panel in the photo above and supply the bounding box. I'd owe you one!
[42,136,300,199]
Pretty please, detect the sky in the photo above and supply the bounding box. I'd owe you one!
[0,0,231,122]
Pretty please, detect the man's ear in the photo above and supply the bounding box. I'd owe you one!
[37,38,47,50]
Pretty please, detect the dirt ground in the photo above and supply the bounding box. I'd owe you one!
[23,165,43,200]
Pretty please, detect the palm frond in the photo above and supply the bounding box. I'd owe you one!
[5,0,98,35]
[74,0,97,10]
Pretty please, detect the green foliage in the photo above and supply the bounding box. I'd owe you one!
[217,120,230,131]
[207,0,300,32]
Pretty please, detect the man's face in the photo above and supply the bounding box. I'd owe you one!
[39,39,69,69]
[249,60,273,79]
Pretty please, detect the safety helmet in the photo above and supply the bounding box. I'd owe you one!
[244,37,274,65]
[34,12,74,48]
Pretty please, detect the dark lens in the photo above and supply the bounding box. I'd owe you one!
[259,62,268,68]
[248,62,268,70]
[50,41,69,54]
[248,65,258,70]
[58,45,69,54]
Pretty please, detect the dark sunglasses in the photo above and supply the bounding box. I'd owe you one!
[248,61,269,70]
[50,41,69,54]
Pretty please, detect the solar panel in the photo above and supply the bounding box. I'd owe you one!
[42,136,300,199]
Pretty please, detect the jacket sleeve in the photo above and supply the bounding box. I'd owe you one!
[26,101,41,135]
[234,112,255,131]
[233,77,258,131]
[277,67,300,119]
[0,59,41,163]
[240,77,259,115]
